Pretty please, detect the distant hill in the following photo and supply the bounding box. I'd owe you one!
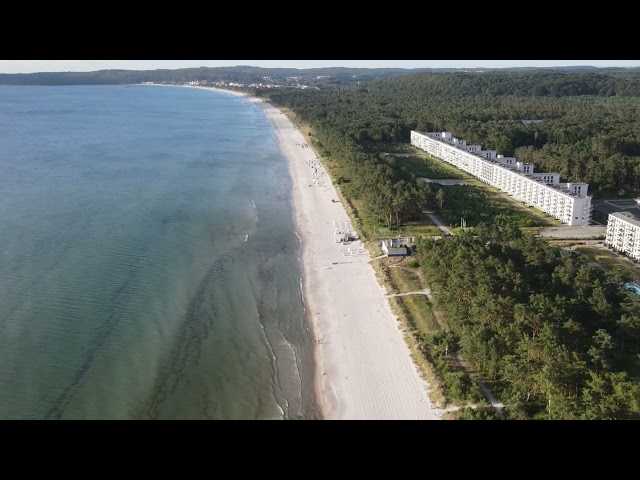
[365,69,640,97]
[0,65,636,86]
[0,66,426,85]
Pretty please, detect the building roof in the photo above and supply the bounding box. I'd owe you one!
[610,211,640,228]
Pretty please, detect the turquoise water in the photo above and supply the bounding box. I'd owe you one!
[0,85,317,419]
[624,283,640,295]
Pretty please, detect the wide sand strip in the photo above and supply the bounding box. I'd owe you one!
[185,85,439,419]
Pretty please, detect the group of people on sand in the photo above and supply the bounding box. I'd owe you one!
[306,156,327,188]
[296,143,310,148]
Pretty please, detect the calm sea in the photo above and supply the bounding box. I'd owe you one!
[0,85,317,419]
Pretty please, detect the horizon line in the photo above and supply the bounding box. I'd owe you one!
[2,64,639,75]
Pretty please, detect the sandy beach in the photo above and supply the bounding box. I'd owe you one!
[182,85,439,419]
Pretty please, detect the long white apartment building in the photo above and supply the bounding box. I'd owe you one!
[605,212,640,260]
[411,131,592,226]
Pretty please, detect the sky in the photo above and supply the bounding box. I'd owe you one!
[1,60,640,74]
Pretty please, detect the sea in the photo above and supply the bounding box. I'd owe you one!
[0,85,317,419]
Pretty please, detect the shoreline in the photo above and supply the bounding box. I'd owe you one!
[153,83,438,419]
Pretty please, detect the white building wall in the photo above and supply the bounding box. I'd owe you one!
[605,213,640,260]
[516,162,534,174]
[496,155,516,167]
[410,131,593,226]
[564,182,589,196]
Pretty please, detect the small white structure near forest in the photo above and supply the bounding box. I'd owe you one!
[381,239,408,256]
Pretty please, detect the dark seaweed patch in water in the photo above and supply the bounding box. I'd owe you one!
[251,243,313,420]
[145,250,235,419]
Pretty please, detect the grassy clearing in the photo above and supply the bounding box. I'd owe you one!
[437,184,543,228]
[397,295,441,336]
[387,265,444,338]
[573,245,640,282]
[410,149,559,227]
[489,187,561,226]
[385,295,447,408]
[409,148,466,179]
[365,222,442,241]
[395,155,464,180]
[386,260,422,292]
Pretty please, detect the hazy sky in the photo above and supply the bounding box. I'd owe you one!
[1,60,640,74]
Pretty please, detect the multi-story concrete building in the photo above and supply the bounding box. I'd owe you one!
[410,131,593,226]
[605,212,640,260]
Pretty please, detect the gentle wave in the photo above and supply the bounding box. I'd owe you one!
[0,85,316,420]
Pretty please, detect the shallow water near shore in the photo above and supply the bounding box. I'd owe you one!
[0,85,317,419]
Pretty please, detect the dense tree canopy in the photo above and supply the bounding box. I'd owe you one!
[263,71,640,418]
[415,228,640,419]
[263,70,640,199]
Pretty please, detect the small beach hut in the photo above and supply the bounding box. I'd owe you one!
[381,239,408,257]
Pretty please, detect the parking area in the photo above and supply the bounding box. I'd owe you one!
[592,198,639,215]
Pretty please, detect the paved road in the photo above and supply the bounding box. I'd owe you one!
[592,198,639,216]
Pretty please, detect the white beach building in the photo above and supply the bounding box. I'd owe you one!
[381,239,408,256]
[410,131,593,226]
[605,212,640,260]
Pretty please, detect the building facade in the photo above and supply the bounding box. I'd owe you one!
[605,212,640,260]
[381,239,408,256]
[411,131,593,226]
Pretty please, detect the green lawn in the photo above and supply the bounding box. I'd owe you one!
[573,245,640,282]
[395,295,440,336]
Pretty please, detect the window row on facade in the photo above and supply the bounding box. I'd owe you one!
[605,212,640,260]
[410,131,593,226]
